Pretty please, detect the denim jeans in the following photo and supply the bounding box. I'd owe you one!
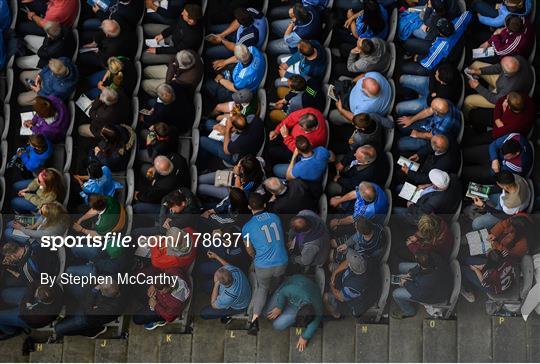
[82,18,102,31]
[272,164,289,179]
[271,19,291,37]
[197,172,230,200]
[268,5,291,19]
[11,179,38,213]
[264,287,300,330]
[472,193,503,230]
[203,79,234,104]
[267,39,292,56]
[460,256,489,292]
[199,138,235,167]
[133,202,162,214]
[0,287,30,335]
[72,245,102,260]
[205,24,235,59]
[412,27,429,40]
[4,220,32,244]
[395,75,430,116]
[85,70,107,100]
[392,262,420,316]
[55,314,105,338]
[397,119,431,153]
[471,0,499,18]
[200,305,246,320]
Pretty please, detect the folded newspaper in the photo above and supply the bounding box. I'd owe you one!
[19,112,35,136]
[472,47,495,59]
[397,156,420,172]
[76,94,93,117]
[398,182,424,203]
[466,229,491,256]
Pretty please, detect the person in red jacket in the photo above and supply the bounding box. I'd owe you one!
[467,92,535,146]
[266,107,328,166]
[484,15,534,60]
[488,213,532,261]
[401,214,454,261]
[132,267,192,330]
[150,227,198,273]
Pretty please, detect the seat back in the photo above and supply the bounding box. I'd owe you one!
[135,26,143,61]
[72,30,79,63]
[384,189,392,225]
[315,266,326,294]
[527,141,535,178]
[323,29,333,48]
[125,205,133,235]
[4,68,13,104]
[384,121,394,152]
[322,48,332,84]
[444,260,462,318]
[0,140,7,176]
[261,17,269,51]
[457,73,465,108]
[457,0,466,12]
[0,176,5,211]
[381,227,391,264]
[133,61,142,96]
[1,104,10,140]
[457,111,464,143]
[526,178,535,213]
[260,53,268,89]
[62,172,70,207]
[322,84,331,117]
[131,97,139,128]
[384,152,393,189]
[386,42,396,78]
[318,194,328,222]
[457,46,465,70]
[520,255,534,300]
[529,66,536,98]
[257,89,267,121]
[375,264,390,321]
[190,165,198,195]
[190,129,200,165]
[387,8,397,42]
[63,136,73,172]
[388,78,396,114]
[9,0,17,30]
[451,200,462,222]
[127,138,137,170]
[125,168,135,205]
[192,92,202,130]
[67,101,75,136]
[449,222,461,261]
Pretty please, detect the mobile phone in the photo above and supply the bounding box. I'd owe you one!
[391,275,402,285]
[25,78,35,87]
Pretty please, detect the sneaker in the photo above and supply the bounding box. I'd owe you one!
[220,316,233,325]
[390,310,415,320]
[460,289,476,303]
[247,318,259,336]
[144,321,167,331]
[89,326,108,339]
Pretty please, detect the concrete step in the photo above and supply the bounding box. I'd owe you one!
[355,323,389,363]
[0,336,29,362]
[224,329,257,363]
[322,319,356,362]
[29,343,62,363]
[61,337,95,363]
[289,327,322,362]
[526,315,540,362]
[94,339,128,363]
[492,316,527,362]
[256,318,289,362]
[126,321,160,362]
[457,299,492,362]
[191,317,225,362]
[158,334,192,363]
[388,310,423,362]
[422,319,457,363]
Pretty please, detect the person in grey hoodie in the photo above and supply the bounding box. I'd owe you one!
[287,210,330,270]
[335,38,390,79]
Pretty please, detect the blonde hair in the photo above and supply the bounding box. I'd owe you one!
[48,59,68,77]
[107,57,123,74]
[41,201,69,229]
[417,215,441,243]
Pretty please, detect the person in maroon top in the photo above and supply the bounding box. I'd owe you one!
[460,249,516,303]
[400,214,453,261]
[481,15,534,60]
[465,92,535,146]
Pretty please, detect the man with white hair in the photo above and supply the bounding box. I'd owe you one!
[79,19,137,71]
[16,21,76,70]
[464,55,533,117]
[141,83,195,133]
[264,177,319,214]
[394,169,462,225]
[142,49,203,96]
[330,71,393,125]
[133,153,190,214]
[78,87,129,137]
[18,57,78,105]
[204,44,266,105]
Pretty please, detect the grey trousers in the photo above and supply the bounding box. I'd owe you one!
[141,65,168,96]
[251,264,287,317]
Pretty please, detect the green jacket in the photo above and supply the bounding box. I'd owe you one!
[273,275,323,340]
[95,197,124,258]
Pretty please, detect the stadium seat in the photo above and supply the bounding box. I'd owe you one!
[383,121,394,152]
[449,222,461,261]
[322,48,332,85]
[381,226,391,264]
[260,53,268,89]
[67,101,75,137]
[62,172,70,207]
[9,0,17,30]
[4,68,13,104]
[133,61,142,97]
[384,152,393,189]
[526,179,535,213]
[1,104,10,139]
[193,92,202,130]
[125,168,135,205]
[318,194,328,222]
[457,112,465,144]
[63,136,73,173]
[131,97,139,128]
[486,255,534,308]
[529,35,536,63]
[262,18,269,51]
[386,42,396,78]
[135,26,143,62]
[427,260,461,319]
[457,73,465,108]
[257,88,267,121]
[72,30,79,63]
[387,8,397,42]
[529,66,535,97]
[190,165,197,195]
[0,176,5,211]
[384,189,392,225]
[190,129,200,165]
[0,140,6,176]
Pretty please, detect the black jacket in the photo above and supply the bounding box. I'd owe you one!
[89,90,130,136]
[267,179,320,215]
[404,253,453,304]
[19,283,63,329]
[143,84,194,133]
[407,174,462,220]
[37,27,76,68]
[158,18,203,55]
[138,153,189,203]
[407,139,461,185]
[94,20,137,66]
[339,149,389,192]
[96,0,145,28]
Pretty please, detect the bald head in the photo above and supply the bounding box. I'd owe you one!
[501,56,520,75]
[430,98,449,115]
[101,19,120,37]
[359,182,376,203]
[354,145,377,164]
[154,156,174,175]
[264,177,285,195]
[361,78,380,97]
[431,134,449,154]
[290,216,310,232]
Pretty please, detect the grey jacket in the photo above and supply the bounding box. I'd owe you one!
[347,38,390,74]
[476,55,533,104]
[290,210,330,267]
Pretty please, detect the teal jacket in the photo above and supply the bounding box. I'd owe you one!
[273,275,323,340]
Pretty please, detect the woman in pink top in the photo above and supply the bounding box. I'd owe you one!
[19,0,79,35]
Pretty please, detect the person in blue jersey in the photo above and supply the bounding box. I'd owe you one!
[200,251,252,323]
[206,7,268,59]
[242,193,288,335]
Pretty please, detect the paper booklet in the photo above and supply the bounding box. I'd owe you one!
[466,229,491,256]
[208,119,227,142]
[145,38,172,48]
[76,94,93,117]
[397,156,420,172]
[20,112,35,136]
[15,215,36,225]
[327,84,338,102]
[11,229,29,238]
[465,182,492,201]
[79,47,98,54]
[472,47,495,59]
[398,182,424,203]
